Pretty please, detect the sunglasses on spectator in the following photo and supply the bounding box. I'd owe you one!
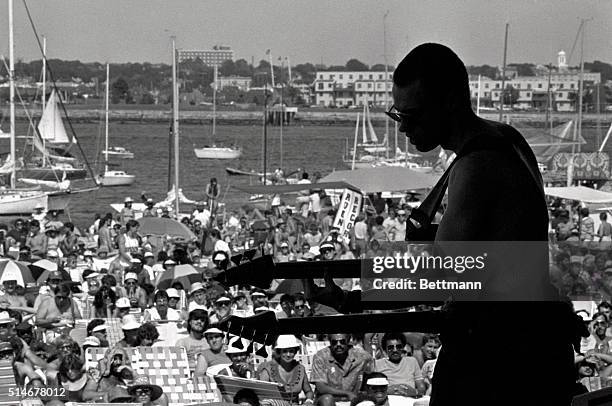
[126,281,137,285]
[594,321,607,326]
[331,339,347,345]
[217,302,230,307]
[0,351,13,360]
[294,305,305,309]
[386,344,403,351]
[49,279,62,284]
[280,348,297,354]
[135,388,152,396]
[203,278,213,282]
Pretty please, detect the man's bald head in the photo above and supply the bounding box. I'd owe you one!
[393,43,472,113]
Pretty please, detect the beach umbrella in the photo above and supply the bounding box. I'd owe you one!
[32,259,58,272]
[138,217,196,242]
[0,259,35,287]
[157,264,201,290]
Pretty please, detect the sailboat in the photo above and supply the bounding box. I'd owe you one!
[0,0,74,214]
[350,104,388,154]
[194,65,241,159]
[97,64,135,187]
[11,87,88,181]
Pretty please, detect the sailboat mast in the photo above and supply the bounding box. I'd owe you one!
[212,64,217,141]
[42,36,46,165]
[104,63,109,173]
[352,112,360,170]
[498,23,509,122]
[42,36,46,112]
[383,11,389,160]
[172,37,180,217]
[9,0,15,189]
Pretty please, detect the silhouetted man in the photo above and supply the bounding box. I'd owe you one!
[389,43,577,406]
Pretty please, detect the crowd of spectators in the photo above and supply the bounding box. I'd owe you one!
[0,187,609,404]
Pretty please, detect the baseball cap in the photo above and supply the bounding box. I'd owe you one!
[116,297,131,308]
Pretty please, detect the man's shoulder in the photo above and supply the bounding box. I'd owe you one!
[313,346,332,359]
[349,346,373,362]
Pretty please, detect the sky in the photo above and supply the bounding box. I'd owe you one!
[1,0,611,68]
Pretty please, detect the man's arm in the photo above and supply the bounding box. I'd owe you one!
[314,382,356,400]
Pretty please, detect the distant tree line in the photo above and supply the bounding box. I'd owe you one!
[1,57,611,106]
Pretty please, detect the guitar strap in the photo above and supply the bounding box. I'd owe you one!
[405,134,544,239]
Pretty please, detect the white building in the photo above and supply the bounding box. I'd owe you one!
[178,46,234,67]
[216,76,252,91]
[469,70,601,112]
[313,71,393,107]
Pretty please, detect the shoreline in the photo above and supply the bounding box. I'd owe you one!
[2,106,611,127]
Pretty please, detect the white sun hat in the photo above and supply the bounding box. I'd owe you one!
[274,335,302,350]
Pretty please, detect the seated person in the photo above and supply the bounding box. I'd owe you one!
[128,376,169,406]
[310,333,373,405]
[195,326,231,377]
[374,333,425,397]
[413,334,441,368]
[257,335,315,405]
[363,373,390,406]
[138,322,160,346]
[217,337,253,378]
[57,354,107,402]
[234,388,261,406]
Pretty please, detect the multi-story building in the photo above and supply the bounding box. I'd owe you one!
[178,46,234,67]
[216,76,252,91]
[469,71,601,112]
[313,71,393,107]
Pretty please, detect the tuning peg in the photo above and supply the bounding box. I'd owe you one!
[224,320,232,345]
[232,326,245,350]
[255,333,269,358]
[245,329,257,354]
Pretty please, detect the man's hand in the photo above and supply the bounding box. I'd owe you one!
[345,391,357,401]
[389,384,417,397]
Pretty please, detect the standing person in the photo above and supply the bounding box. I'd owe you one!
[580,208,595,242]
[205,178,221,216]
[388,43,576,406]
[120,197,135,225]
[97,217,113,254]
[118,220,141,264]
[598,212,612,247]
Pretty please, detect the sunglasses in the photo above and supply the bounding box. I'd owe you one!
[294,305,306,309]
[385,104,421,123]
[280,348,297,353]
[134,388,152,396]
[386,344,403,351]
[594,321,607,326]
[331,339,347,345]
[217,302,230,307]
[0,351,13,359]
[49,279,62,284]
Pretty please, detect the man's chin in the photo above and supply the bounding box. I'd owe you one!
[409,137,438,153]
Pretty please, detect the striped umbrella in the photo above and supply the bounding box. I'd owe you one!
[0,259,35,287]
[156,264,202,290]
